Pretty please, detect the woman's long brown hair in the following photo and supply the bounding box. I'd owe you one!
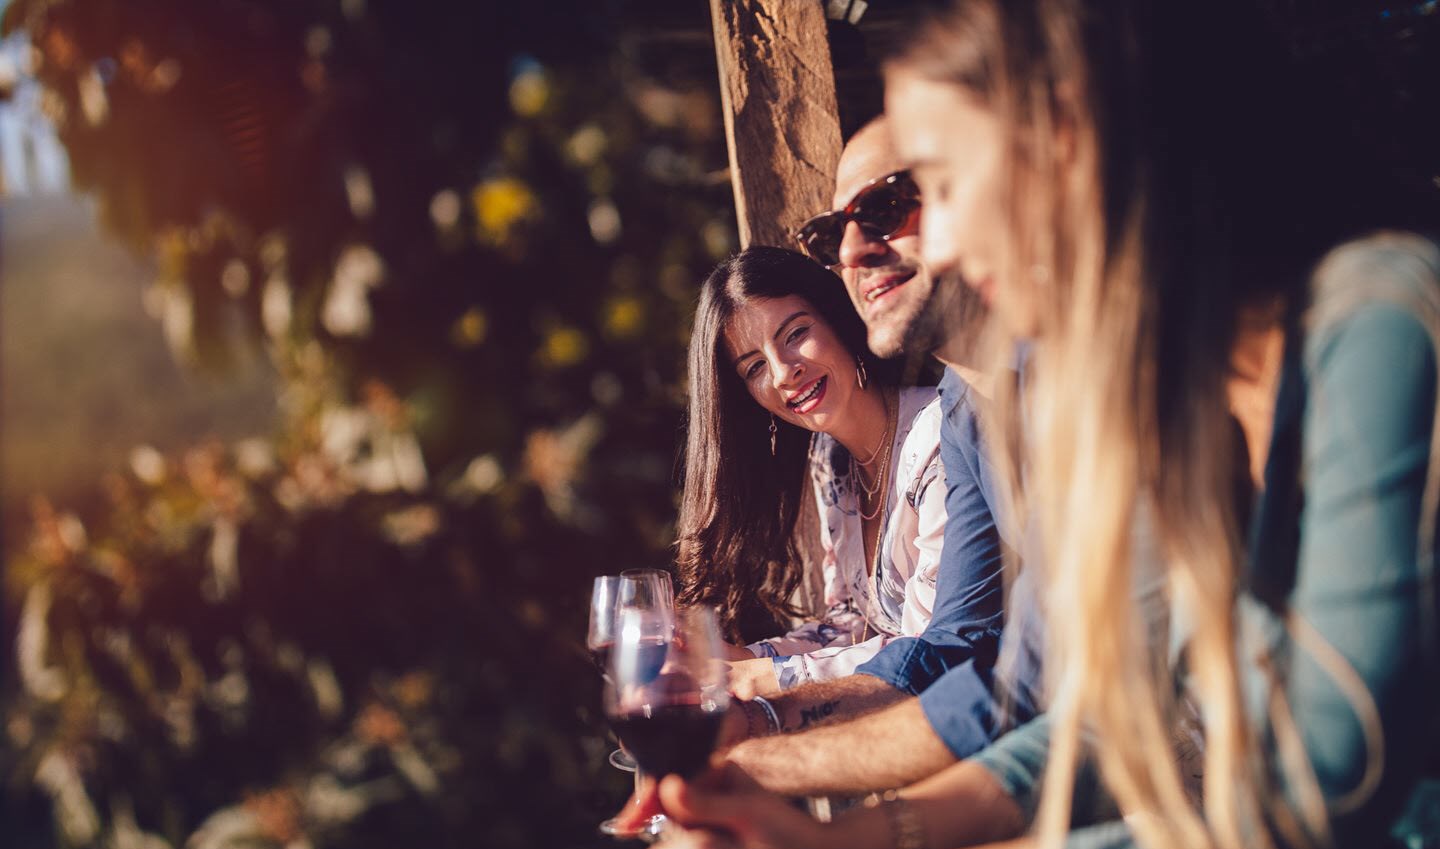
[675,246,893,643]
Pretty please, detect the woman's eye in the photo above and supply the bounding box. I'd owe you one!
[744,361,764,380]
[786,325,810,345]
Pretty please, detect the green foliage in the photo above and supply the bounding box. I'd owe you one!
[1,0,736,846]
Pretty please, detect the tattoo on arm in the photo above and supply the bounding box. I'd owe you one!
[794,699,841,730]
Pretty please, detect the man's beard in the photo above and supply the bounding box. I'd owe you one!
[902,269,985,359]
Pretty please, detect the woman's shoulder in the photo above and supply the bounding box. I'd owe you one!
[1297,232,1440,465]
[1304,231,1440,365]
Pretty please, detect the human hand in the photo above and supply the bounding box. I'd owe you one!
[654,763,828,849]
[725,657,781,700]
[608,772,663,836]
[722,641,757,661]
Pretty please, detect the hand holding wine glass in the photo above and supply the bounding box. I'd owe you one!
[651,762,831,849]
[607,604,730,781]
[589,571,678,841]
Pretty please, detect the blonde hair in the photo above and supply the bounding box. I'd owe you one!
[891,2,1438,848]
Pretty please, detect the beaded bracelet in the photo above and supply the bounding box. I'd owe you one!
[749,695,782,736]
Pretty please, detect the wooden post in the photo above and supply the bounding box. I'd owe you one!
[709,1,840,621]
[709,0,843,249]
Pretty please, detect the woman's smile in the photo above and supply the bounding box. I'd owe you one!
[786,376,828,414]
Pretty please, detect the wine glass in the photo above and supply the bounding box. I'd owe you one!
[618,568,675,622]
[588,576,624,675]
[590,572,674,679]
[591,573,675,840]
[606,604,730,781]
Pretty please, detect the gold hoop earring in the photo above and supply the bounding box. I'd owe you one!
[769,415,778,456]
[855,356,869,390]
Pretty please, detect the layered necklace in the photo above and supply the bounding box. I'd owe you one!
[848,387,897,626]
[851,387,897,521]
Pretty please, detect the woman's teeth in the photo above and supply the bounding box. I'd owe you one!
[789,377,825,409]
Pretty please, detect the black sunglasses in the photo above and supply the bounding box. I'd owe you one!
[793,170,920,267]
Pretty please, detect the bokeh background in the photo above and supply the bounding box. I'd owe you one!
[0,1,736,846]
[1,1,1438,848]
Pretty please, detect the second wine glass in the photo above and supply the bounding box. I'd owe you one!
[606,604,730,780]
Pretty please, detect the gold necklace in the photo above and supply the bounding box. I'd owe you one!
[853,390,896,522]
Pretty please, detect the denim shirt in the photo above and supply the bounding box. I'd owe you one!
[854,367,1019,757]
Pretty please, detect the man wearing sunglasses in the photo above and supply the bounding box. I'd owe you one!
[796,119,951,362]
[706,120,1168,801]
[709,117,1030,794]
[613,122,1031,827]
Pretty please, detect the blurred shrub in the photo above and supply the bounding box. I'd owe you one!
[0,0,736,846]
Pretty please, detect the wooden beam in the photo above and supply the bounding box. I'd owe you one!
[709,0,843,249]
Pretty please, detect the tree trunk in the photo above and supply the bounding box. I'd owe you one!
[709,0,843,249]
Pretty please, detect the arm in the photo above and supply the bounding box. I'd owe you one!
[654,758,1022,849]
[730,633,903,700]
[744,619,847,660]
[1017,297,1440,849]
[737,438,952,695]
[729,693,956,797]
[1257,299,1439,840]
[727,624,1039,798]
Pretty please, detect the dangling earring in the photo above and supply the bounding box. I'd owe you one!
[855,356,869,390]
[769,415,778,456]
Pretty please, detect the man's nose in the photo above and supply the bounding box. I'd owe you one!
[837,220,889,269]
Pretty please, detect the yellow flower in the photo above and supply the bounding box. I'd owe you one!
[472,177,538,246]
[509,68,549,117]
[450,307,488,348]
[541,326,588,368]
[602,295,644,340]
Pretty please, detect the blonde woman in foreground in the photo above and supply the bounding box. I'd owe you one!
[648,0,1440,847]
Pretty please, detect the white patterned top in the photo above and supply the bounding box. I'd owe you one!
[746,386,947,688]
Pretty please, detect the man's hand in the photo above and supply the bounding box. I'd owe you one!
[608,772,663,836]
[655,764,830,849]
[610,699,761,835]
[726,657,781,700]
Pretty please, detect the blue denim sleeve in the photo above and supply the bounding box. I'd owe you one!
[856,370,1007,694]
[916,558,1046,758]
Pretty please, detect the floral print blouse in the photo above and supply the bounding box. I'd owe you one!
[746,386,947,689]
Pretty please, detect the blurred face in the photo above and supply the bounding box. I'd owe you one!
[886,67,1034,337]
[722,295,859,435]
[828,128,936,358]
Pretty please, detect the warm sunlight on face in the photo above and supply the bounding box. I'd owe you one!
[721,295,859,435]
[885,68,1036,338]
[830,125,932,359]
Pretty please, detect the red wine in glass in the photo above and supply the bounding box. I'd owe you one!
[607,606,729,782]
[610,699,725,778]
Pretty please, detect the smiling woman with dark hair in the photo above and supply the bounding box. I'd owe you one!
[675,245,950,692]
